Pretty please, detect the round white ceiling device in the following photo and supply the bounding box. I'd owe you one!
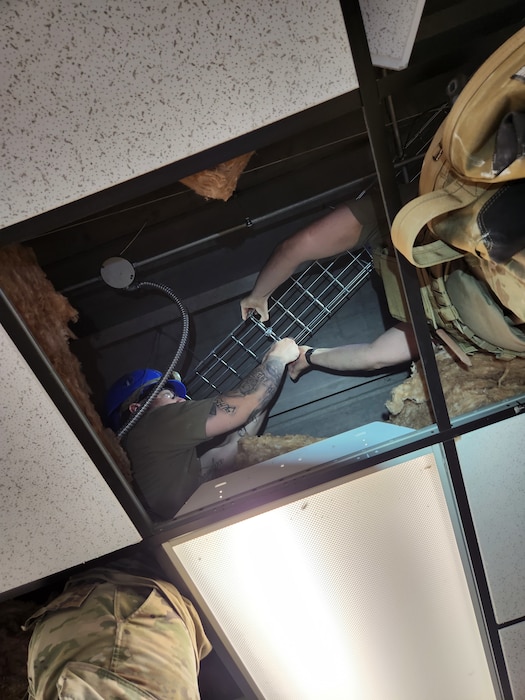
[100,257,136,289]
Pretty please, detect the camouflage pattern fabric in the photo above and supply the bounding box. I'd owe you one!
[468,251,525,324]
[23,568,212,699]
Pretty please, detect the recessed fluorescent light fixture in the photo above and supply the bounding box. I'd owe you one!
[162,425,499,700]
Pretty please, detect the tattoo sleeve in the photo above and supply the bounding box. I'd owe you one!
[210,356,284,418]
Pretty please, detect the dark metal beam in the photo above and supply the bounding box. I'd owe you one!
[338,0,452,431]
[149,396,525,540]
[440,437,514,699]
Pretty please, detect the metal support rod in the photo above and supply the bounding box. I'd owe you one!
[383,68,410,184]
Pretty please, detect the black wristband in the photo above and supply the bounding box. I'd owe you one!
[305,348,316,366]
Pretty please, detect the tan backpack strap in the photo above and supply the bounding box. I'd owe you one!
[391,189,470,267]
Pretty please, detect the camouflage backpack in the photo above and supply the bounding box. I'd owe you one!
[390,26,525,360]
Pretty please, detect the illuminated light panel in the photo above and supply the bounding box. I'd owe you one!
[166,450,498,700]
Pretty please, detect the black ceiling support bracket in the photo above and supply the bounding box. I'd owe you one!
[440,436,514,700]
[0,90,363,246]
[337,5,514,697]
[337,0,452,432]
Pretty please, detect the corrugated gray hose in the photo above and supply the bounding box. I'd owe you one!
[117,280,190,440]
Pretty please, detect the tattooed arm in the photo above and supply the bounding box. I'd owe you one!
[203,337,299,439]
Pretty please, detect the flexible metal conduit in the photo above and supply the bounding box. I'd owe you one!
[117,280,190,440]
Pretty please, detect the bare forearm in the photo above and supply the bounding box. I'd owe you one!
[307,345,379,371]
[288,325,417,380]
[241,207,365,322]
[308,325,417,372]
[252,206,363,297]
[250,244,303,301]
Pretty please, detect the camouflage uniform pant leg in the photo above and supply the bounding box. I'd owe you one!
[27,582,201,699]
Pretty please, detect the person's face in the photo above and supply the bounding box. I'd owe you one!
[129,388,186,413]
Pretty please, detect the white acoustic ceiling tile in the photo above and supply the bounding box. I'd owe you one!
[0,323,141,595]
[360,0,426,70]
[1,0,357,230]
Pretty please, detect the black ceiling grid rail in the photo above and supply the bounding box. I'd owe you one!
[339,0,452,433]
[149,393,525,540]
[440,436,514,700]
[337,3,515,697]
[0,90,362,247]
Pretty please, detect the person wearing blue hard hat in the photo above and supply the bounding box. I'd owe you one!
[105,368,188,433]
[105,339,299,520]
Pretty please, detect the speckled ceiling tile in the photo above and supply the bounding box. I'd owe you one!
[0,323,141,594]
[455,412,525,625]
[360,0,425,70]
[1,0,422,230]
[499,623,525,700]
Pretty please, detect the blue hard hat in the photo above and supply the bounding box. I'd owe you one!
[104,368,187,430]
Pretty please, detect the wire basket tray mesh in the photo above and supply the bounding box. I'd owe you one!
[185,247,373,399]
[182,103,452,400]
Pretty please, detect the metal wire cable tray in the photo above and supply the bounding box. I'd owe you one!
[185,246,374,399]
[183,102,450,400]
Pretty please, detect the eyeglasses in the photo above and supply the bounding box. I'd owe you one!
[156,389,177,400]
[137,387,177,402]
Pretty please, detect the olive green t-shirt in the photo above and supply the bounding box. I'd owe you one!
[124,398,216,520]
